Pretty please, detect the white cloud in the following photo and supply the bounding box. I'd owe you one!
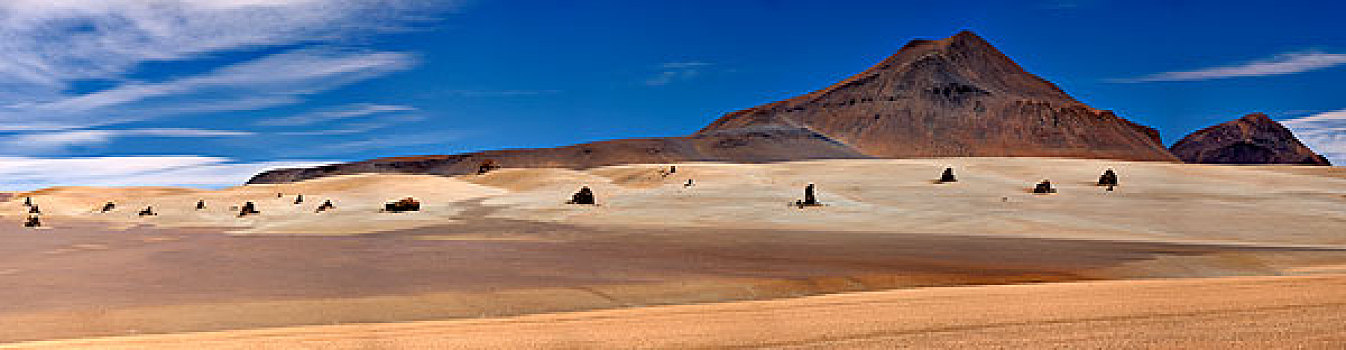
[0,156,331,190]
[646,61,712,86]
[1,128,254,153]
[0,48,418,130]
[0,0,449,90]
[257,103,417,126]
[0,0,446,137]
[1118,52,1346,82]
[1282,108,1346,165]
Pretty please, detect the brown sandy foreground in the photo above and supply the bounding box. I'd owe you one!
[0,158,1343,346]
[8,274,1346,349]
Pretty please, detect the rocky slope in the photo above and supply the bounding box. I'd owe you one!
[1170,113,1331,165]
[249,31,1175,184]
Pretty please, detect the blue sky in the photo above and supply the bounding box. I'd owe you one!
[0,0,1343,189]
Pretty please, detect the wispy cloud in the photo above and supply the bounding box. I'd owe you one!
[1282,108,1346,165]
[257,103,417,126]
[0,48,418,131]
[0,0,451,90]
[0,0,446,138]
[0,156,331,190]
[646,62,712,86]
[1116,52,1346,82]
[1,128,255,154]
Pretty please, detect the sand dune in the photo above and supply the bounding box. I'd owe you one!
[9,274,1344,349]
[2,158,1343,346]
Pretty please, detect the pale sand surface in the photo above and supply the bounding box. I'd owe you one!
[8,274,1345,349]
[0,158,1342,345]
[5,158,1344,246]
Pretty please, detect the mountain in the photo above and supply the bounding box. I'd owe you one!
[696,31,1175,161]
[248,31,1174,184]
[1170,113,1331,165]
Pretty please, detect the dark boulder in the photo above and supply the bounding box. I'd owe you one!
[101,202,116,213]
[239,202,260,217]
[385,198,421,212]
[1098,169,1118,186]
[1033,180,1056,194]
[939,168,957,183]
[794,183,823,208]
[138,206,157,216]
[23,215,40,228]
[568,187,596,205]
[28,205,40,214]
[316,200,336,213]
[196,200,206,210]
[294,194,304,204]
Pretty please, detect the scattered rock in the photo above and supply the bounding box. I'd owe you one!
[1098,169,1118,186]
[567,187,596,205]
[1033,180,1057,194]
[101,202,116,213]
[239,202,260,217]
[28,205,40,214]
[939,167,957,183]
[23,197,31,207]
[384,197,421,212]
[316,200,336,213]
[478,159,501,175]
[23,215,40,228]
[138,206,157,216]
[794,183,823,208]
[684,179,695,188]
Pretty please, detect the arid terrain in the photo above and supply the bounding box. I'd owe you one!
[1,158,1344,348]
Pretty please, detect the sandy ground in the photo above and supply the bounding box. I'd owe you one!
[7,158,1343,246]
[8,274,1345,349]
[0,158,1343,346]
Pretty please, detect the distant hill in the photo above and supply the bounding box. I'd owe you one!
[1170,113,1331,165]
[248,31,1175,184]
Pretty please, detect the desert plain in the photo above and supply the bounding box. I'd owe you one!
[1,157,1345,348]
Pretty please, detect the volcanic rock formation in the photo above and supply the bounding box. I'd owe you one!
[1170,113,1331,165]
[248,31,1174,185]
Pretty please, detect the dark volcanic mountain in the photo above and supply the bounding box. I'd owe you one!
[248,31,1174,184]
[697,31,1175,161]
[1170,113,1331,165]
